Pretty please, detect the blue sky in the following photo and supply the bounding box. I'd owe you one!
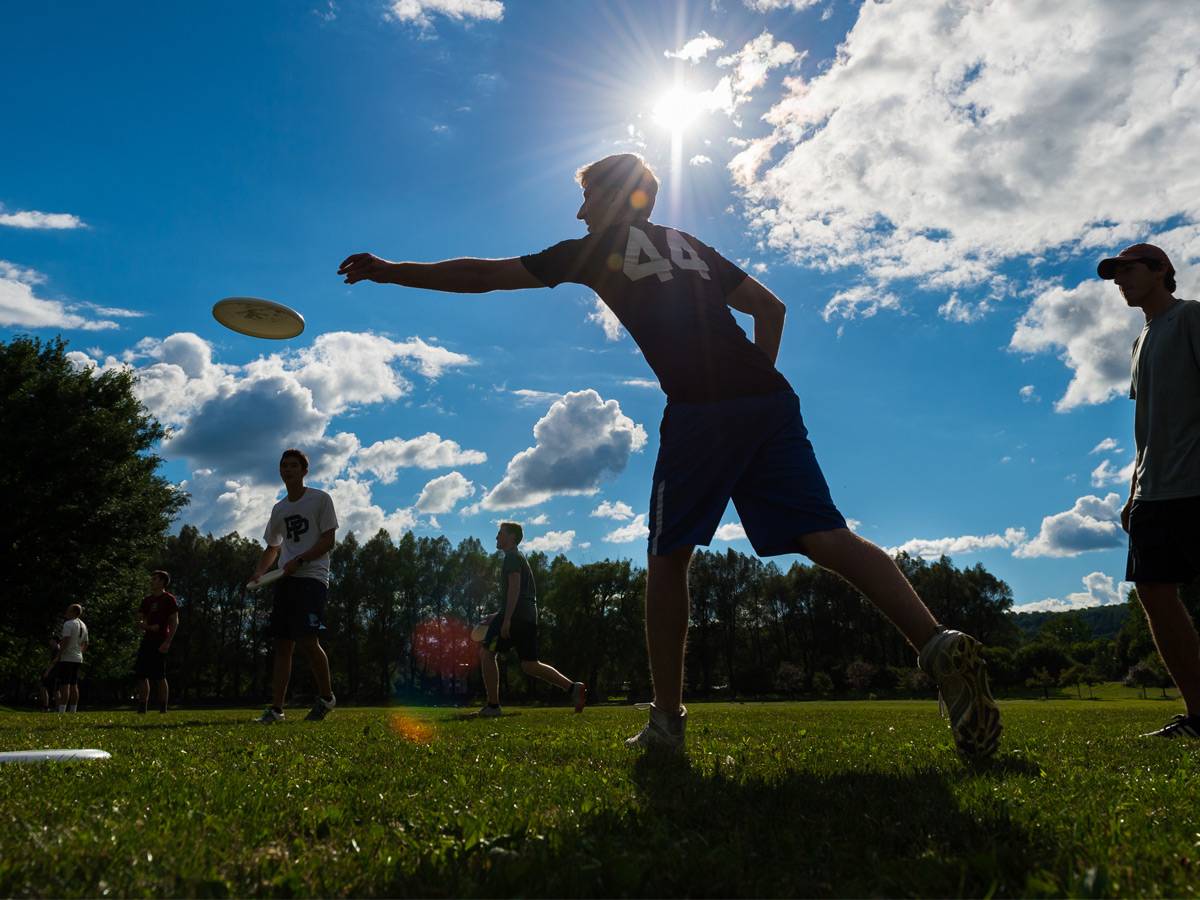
[4,0,1199,611]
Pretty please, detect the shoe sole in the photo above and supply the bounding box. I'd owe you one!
[944,637,1002,757]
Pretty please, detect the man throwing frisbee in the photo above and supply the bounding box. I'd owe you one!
[339,153,1001,757]
[477,522,586,717]
[251,448,339,724]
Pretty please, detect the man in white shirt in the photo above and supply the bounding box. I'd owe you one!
[56,604,88,712]
[251,448,339,723]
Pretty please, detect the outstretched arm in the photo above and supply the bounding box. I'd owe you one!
[338,254,542,294]
[726,276,787,365]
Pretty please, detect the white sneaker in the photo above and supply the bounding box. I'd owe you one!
[305,694,336,721]
[479,704,502,718]
[918,628,1001,757]
[625,703,686,751]
[257,707,284,724]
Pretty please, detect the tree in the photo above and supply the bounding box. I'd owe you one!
[845,659,876,693]
[0,336,186,702]
[811,671,835,696]
[1059,663,1086,699]
[1124,661,1156,699]
[775,661,805,697]
[1025,668,1055,700]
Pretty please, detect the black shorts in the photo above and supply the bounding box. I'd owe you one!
[1126,496,1200,584]
[270,576,328,640]
[133,639,167,680]
[483,615,539,662]
[56,661,81,685]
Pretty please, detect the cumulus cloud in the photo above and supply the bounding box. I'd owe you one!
[178,469,282,539]
[324,477,417,540]
[526,513,548,525]
[0,208,86,229]
[481,390,647,509]
[703,33,802,118]
[733,2,1200,312]
[822,284,901,321]
[591,500,636,520]
[1018,571,1132,613]
[1019,384,1039,403]
[353,433,486,482]
[714,522,748,541]
[587,296,625,341]
[604,514,649,543]
[0,261,125,331]
[689,155,713,167]
[523,529,575,552]
[1015,492,1125,558]
[888,528,1027,561]
[665,31,724,63]
[386,0,503,30]
[415,471,475,514]
[1009,280,1141,411]
[1090,437,1120,455]
[1091,458,1134,488]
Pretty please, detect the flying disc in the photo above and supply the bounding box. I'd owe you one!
[0,749,111,764]
[247,568,285,591]
[213,297,305,340]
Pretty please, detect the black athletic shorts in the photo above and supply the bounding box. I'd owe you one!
[1126,496,1200,584]
[56,661,81,685]
[483,615,539,662]
[133,639,167,680]
[269,576,328,640]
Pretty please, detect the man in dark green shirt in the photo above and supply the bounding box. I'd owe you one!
[479,522,586,717]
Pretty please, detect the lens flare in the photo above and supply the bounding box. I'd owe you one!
[412,616,476,679]
[389,713,435,744]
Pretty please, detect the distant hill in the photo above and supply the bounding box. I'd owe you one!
[1009,603,1130,641]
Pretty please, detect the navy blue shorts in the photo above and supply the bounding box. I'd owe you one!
[270,576,328,640]
[647,391,847,557]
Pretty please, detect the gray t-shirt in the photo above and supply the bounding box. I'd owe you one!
[1130,298,1200,500]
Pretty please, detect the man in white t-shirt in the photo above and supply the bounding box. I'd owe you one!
[56,604,88,712]
[250,448,339,723]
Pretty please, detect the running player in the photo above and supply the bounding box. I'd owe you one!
[135,570,179,714]
[477,522,586,717]
[251,448,339,723]
[338,153,1001,757]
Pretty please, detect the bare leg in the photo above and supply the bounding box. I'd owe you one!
[645,545,693,716]
[480,645,500,705]
[272,639,295,709]
[69,684,80,709]
[298,636,333,699]
[137,678,150,706]
[520,659,572,690]
[157,678,169,710]
[797,528,940,651]
[39,687,49,711]
[1138,582,1200,714]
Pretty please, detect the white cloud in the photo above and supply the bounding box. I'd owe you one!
[591,500,636,521]
[622,378,659,389]
[526,513,549,525]
[523,529,575,552]
[511,388,563,407]
[845,518,862,532]
[1091,458,1134,488]
[386,0,503,30]
[481,390,647,509]
[734,2,1200,308]
[1090,437,1120,455]
[1019,384,1039,403]
[888,528,1027,561]
[1015,492,1125,558]
[701,33,802,118]
[415,471,475,513]
[324,477,417,540]
[938,292,991,324]
[714,522,747,541]
[0,208,86,229]
[353,433,486,482]
[822,284,901,321]
[178,469,282,539]
[605,514,649,543]
[744,0,821,10]
[665,31,724,63]
[1018,571,1132,613]
[0,261,122,331]
[689,155,713,167]
[1009,280,1141,411]
[587,296,625,341]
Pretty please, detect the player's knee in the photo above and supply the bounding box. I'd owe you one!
[796,527,854,563]
[520,660,540,675]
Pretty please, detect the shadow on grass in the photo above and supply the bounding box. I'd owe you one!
[2,717,257,733]
[398,753,1050,898]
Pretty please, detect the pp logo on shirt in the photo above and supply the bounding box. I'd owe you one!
[285,515,309,542]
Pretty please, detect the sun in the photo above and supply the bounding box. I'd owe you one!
[652,86,706,134]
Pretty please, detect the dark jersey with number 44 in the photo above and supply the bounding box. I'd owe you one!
[521,222,792,403]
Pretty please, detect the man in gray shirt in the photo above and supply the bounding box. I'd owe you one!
[1101,243,1200,737]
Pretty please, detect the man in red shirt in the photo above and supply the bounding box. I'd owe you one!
[135,570,179,714]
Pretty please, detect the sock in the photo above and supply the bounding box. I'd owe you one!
[272,706,283,715]
[57,705,66,713]
[68,705,77,712]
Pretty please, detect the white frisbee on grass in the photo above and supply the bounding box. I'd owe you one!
[212,297,305,340]
[0,749,111,764]
[247,568,286,591]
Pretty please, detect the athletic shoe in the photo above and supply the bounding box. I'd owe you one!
[918,628,1002,758]
[570,682,587,713]
[257,707,284,724]
[479,704,502,718]
[625,703,686,752]
[304,694,336,722]
[1142,713,1200,738]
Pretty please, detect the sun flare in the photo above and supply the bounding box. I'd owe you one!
[652,86,706,134]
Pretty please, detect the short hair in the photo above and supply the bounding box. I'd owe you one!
[66,604,82,619]
[576,153,658,220]
[500,521,524,545]
[1143,259,1178,293]
[280,448,309,473]
[152,570,171,587]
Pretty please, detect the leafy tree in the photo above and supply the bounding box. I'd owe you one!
[1039,611,1091,646]
[1142,653,1173,699]
[1059,663,1086,699]
[1124,661,1156,699]
[845,659,876,693]
[1025,668,1055,699]
[0,336,186,702]
[811,671,835,697]
[775,661,805,697]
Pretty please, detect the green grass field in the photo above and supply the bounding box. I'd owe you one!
[3,699,1198,898]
